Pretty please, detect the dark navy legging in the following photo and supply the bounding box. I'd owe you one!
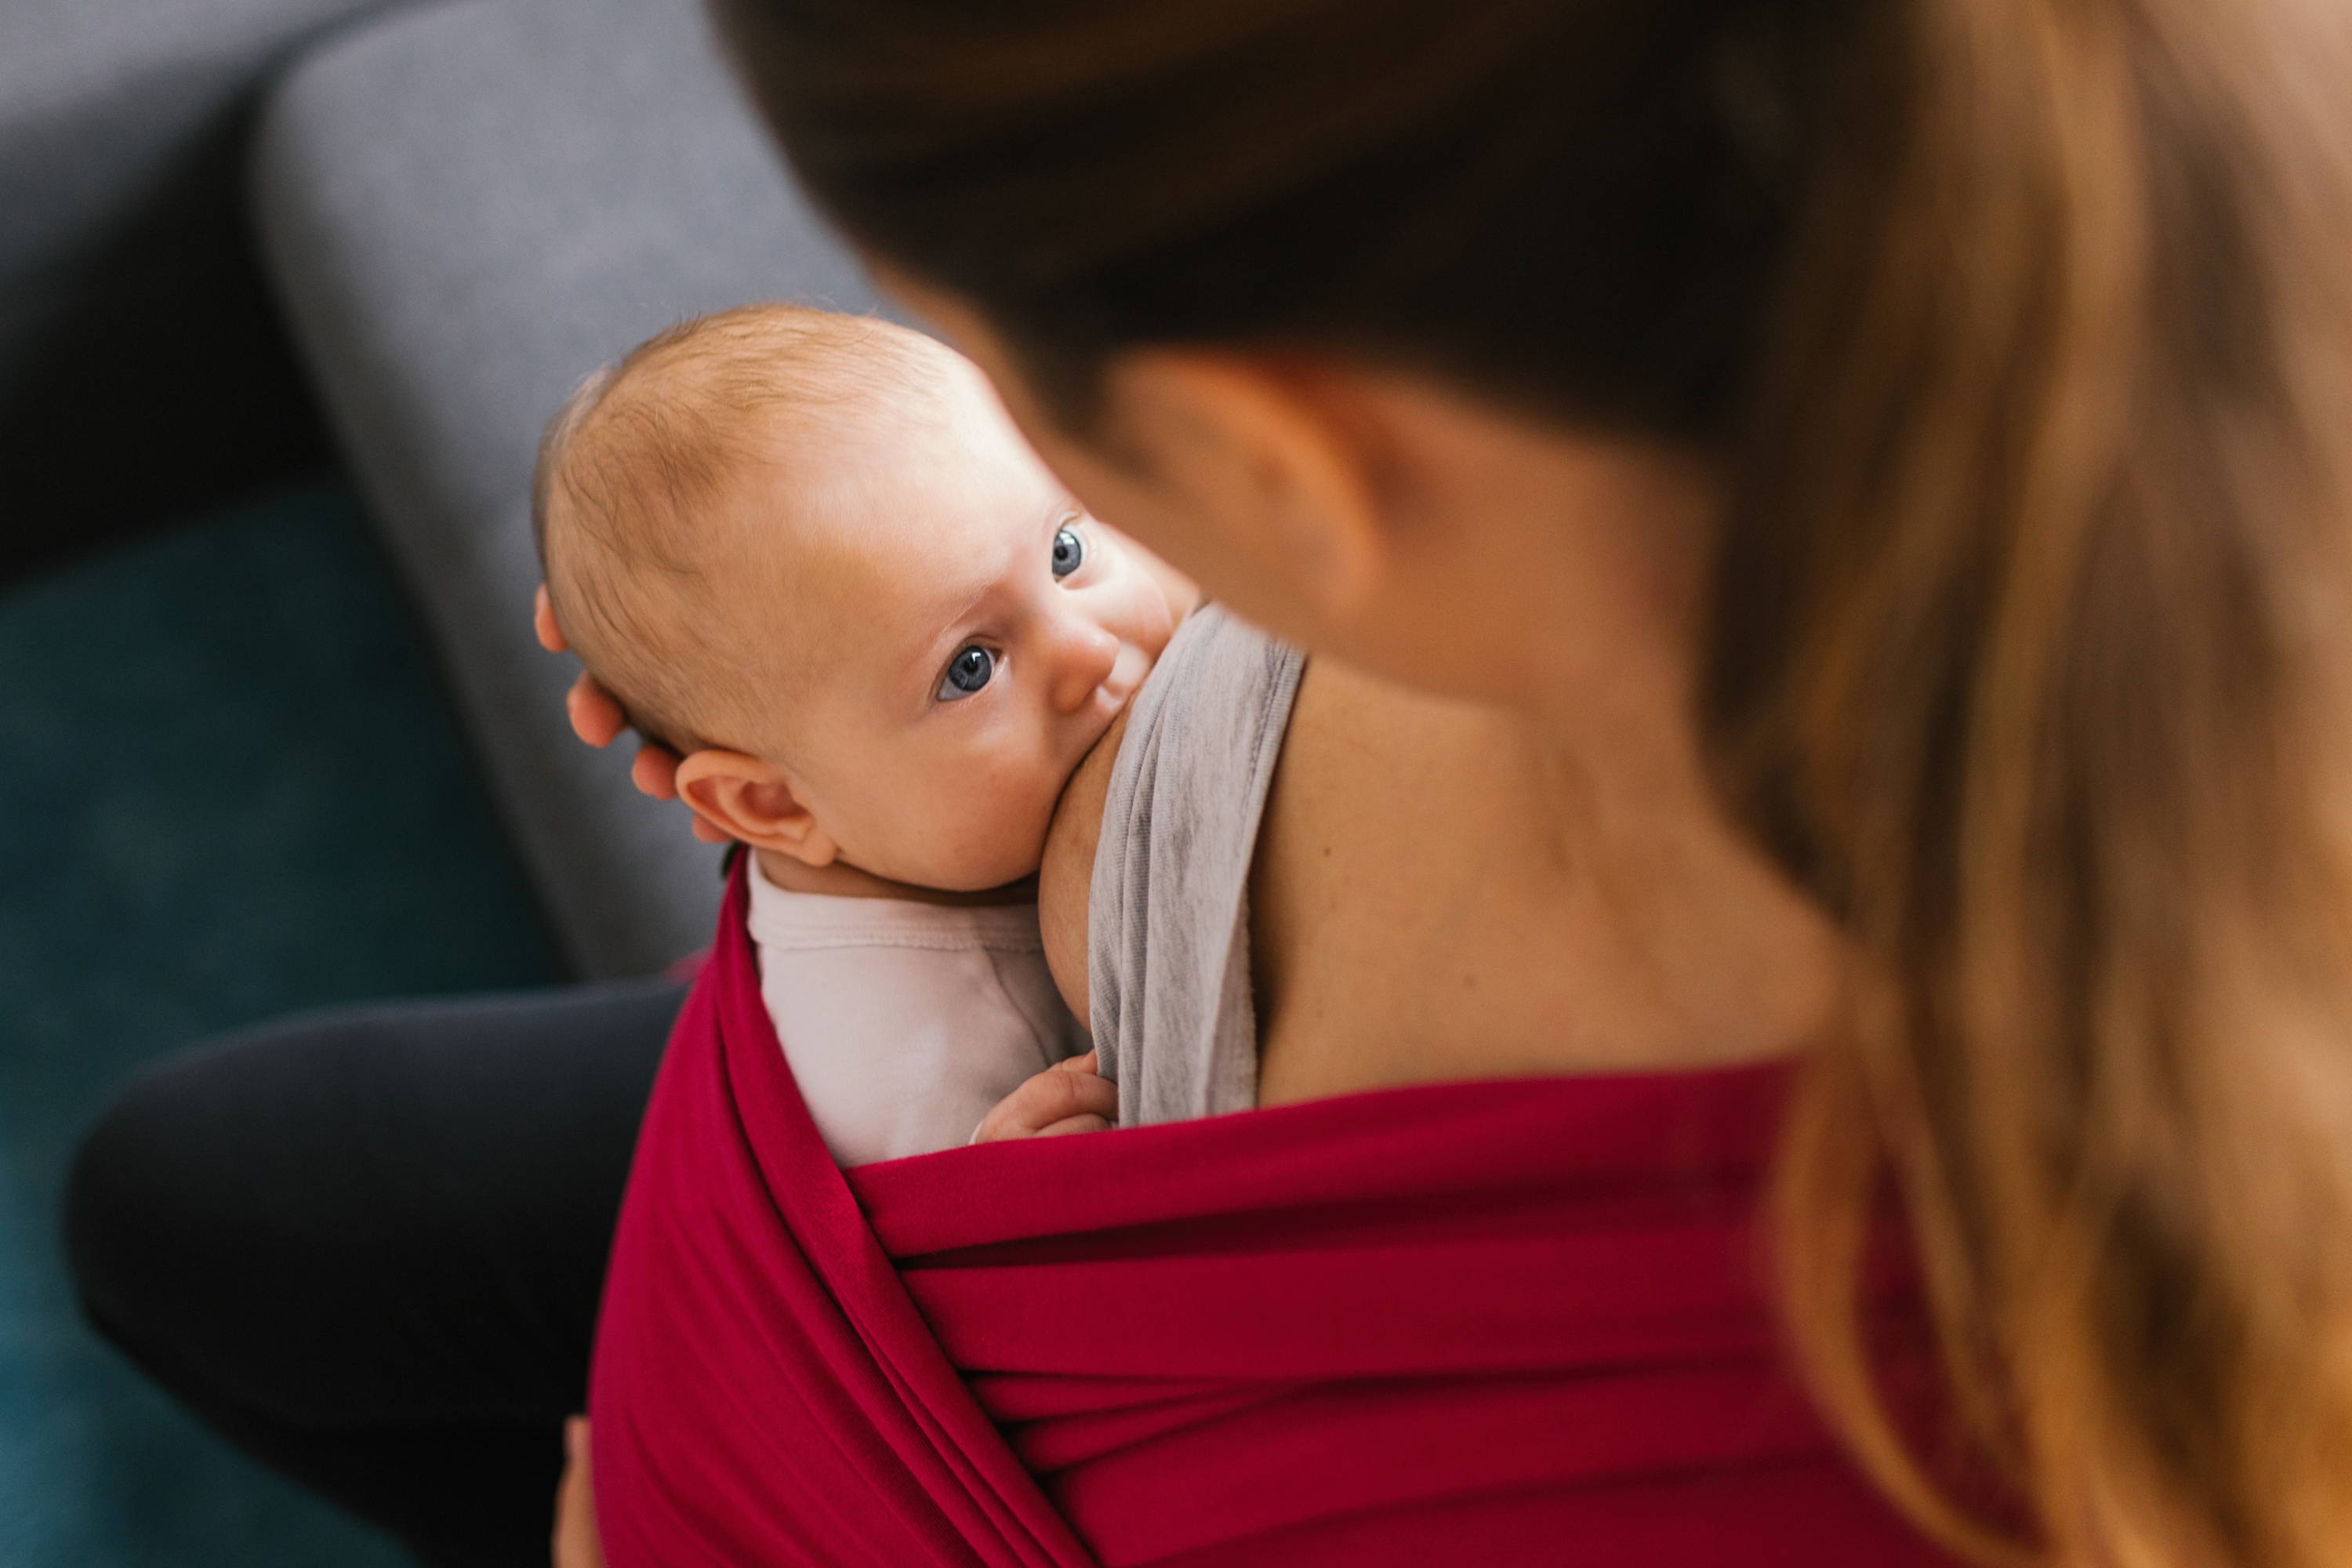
[64,977,686,1568]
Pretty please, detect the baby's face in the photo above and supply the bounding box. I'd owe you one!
[742,368,1179,891]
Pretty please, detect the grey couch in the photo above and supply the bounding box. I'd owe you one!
[251,0,884,976]
[10,0,888,976]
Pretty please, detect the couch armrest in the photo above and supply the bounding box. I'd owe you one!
[252,0,883,977]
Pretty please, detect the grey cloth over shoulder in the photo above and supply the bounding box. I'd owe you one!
[1088,604,1308,1127]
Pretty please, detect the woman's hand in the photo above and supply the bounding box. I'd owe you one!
[552,1417,606,1568]
[971,1052,1116,1143]
[534,586,729,844]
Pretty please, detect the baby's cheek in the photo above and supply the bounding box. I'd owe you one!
[924,757,1060,888]
[989,762,1063,865]
[1117,578,1176,661]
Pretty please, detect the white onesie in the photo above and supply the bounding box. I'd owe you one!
[744,863,1089,1167]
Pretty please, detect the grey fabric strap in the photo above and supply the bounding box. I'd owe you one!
[1088,605,1306,1127]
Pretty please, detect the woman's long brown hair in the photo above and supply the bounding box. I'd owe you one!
[718,0,2352,1560]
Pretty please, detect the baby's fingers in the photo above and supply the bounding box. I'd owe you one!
[972,1064,1118,1143]
[1033,1113,1112,1138]
[1032,1065,1118,1126]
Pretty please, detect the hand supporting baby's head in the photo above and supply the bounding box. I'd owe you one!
[535,304,1184,893]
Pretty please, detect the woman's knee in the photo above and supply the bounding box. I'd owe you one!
[63,982,683,1421]
[61,1008,436,1422]
[65,1028,319,1385]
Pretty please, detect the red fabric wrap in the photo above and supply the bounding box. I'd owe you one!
[591,862,1956,1565]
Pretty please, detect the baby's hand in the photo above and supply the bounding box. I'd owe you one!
[971,1051,1116,1144]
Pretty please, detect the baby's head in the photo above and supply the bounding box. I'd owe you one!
[535,304,1181,891]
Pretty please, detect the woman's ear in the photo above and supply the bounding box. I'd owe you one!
[671,750,840,866]
[1105,353,1388,618]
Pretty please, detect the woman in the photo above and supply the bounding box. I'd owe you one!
[74,0,2352,1563]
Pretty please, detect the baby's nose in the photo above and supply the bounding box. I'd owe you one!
[1047,619,1123,713]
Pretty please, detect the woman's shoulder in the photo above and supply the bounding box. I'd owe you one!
[1038,641,1562,1103]
[1249,660,1571,1102]
[1047,626,1828,1116]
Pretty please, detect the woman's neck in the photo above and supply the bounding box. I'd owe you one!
[1525,699,1851,1067]
[1249,659,1850,1106]
[1422,414,1850,1072]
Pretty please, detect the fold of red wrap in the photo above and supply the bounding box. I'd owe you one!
[590,861,1958,1566]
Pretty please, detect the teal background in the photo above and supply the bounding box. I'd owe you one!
[0,481,564,1564]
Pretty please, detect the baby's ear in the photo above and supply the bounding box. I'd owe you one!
[671,751,839,866]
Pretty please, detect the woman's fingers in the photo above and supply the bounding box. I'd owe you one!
[566,673,627,748]
[551,1416,606,1568]
[563,670,704,817]
[534,584,571,653]
[544,597,720,836]
[629,744,682,802]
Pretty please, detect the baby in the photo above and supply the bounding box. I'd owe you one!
[532,303,1189,1162]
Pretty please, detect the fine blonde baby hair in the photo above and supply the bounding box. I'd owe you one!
[532,302,934,753]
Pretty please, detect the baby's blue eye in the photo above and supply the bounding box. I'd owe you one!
[1051,525,1085,580]
[937,644,994,701]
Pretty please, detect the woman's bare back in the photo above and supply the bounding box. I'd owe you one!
[1044,655,1844,1109]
